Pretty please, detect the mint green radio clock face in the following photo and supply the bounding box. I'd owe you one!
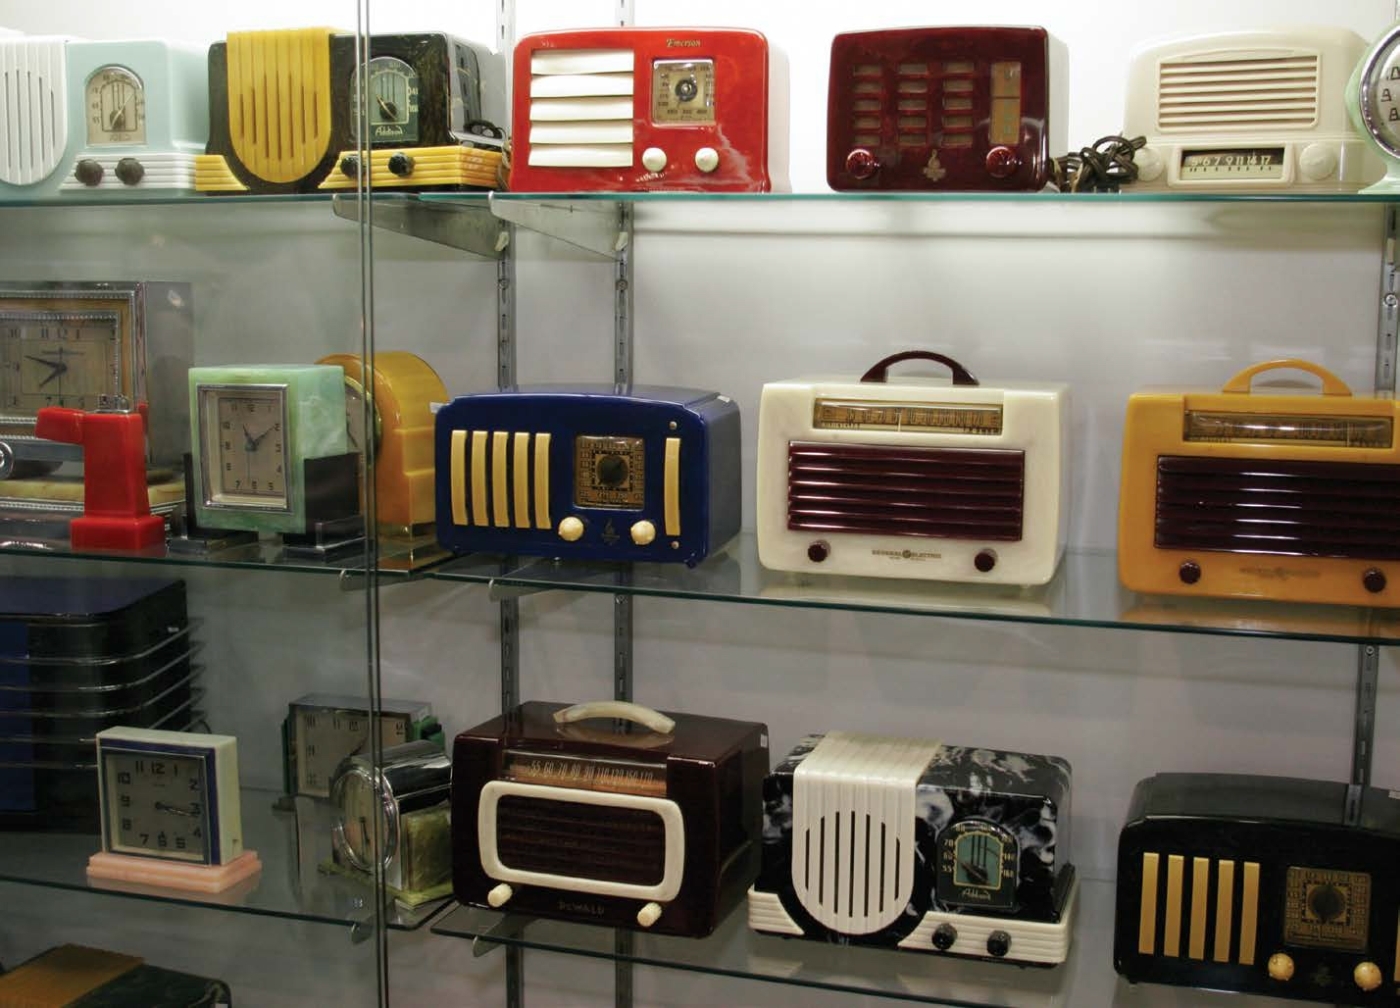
[1349,23,1400,192]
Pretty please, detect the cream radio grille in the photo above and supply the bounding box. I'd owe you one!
[1157,54,1319,132]
[527,49,635,168]
[0,39,66,187]
[1134,852,1261,964]
[446,428,552,531]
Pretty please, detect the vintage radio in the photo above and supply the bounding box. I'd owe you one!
[1118,358,1400,606]
[452,700,768,936]
[827,27,1065,192]
[749,732,1076,965]
[756,351,1069,585]
[1116,772,1400,1004]
[509,27,787,192]
[197,29,504,195]
[1124,28,1381,192]
[433,384,741,565]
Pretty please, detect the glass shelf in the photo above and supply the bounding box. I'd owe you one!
[432,878,1130,1007]
[483,189,1400,204]
[429,534,1400,645]
[0,786,444,931]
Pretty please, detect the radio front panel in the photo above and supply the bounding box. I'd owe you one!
[756,376,1069,584]
[433,386,741,565]
[827,27,1065,192]
[510,27,787,192]
[1115,773,1400,1004]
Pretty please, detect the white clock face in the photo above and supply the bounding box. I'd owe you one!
[294,706,408,798]
[103,750,210,862]
[1367,42,1400,153]
[0,311,121,416]
[200,386,289,509]
[85,65,147,146]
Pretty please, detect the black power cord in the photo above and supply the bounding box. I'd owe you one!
[1052,134,1147,192]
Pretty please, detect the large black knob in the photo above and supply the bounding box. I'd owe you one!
[115,157,144,186]
[596,454,629,488]
[340,154,360,179]
[387,152,414,177]
[75,159,103,186]
[986,930,1012,958]
[1308,883,1347,924]
[931,923,957,951]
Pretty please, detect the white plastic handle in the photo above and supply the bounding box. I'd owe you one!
[553,701,676,734]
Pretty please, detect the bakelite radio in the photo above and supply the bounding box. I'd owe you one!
[827,27,1065,191]
[197,29,504,195]
[1116,772,1400,1004]
[1118,358,1400,606]
[749,732,1076,966]
[1124,28,1380,192]
[509,27,787,192]
[452,701,768,936]
[433,385,741,565]
[756,351,1069,585]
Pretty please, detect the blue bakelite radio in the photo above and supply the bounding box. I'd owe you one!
[433,385,741,565]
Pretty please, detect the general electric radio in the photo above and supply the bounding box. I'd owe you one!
[197,29,504,195]
[1116,772,1400,1004]
[827,27,1066,192]
[1118,358,1400,606]
[1123,28,1381,192]
[434,384,741,565]
[756,351,1069,585]
[452,700,768,937]
[749,732,1076,966]
[509,27,787,192]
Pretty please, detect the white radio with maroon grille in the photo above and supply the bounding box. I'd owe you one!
[756,351,1069,585]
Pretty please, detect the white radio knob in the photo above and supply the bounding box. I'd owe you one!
[487,883,513,908]
[630,520,656,545]
[637,902,664,928]
[1135,145,1163,183]
[694,147,719,173]
[1299,143,1337,182]
[642,146,667,172]
[558,516,585,542]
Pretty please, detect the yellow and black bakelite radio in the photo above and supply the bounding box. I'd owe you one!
[1118,358,1400,606]
[1116,772,1400,1004]
[748,732,1076,966]
[197,29,504,195]
[452,700,768,937]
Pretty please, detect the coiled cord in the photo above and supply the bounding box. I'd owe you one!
[1052,135,1147,192]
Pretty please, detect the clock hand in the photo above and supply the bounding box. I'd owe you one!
[250,424,275,448]
[109,103,128,132]
[242,424,258,452]
[154,800,200,818]
[30,356,69,389]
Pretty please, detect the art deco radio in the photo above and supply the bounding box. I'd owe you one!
[197,29,504,194]
[434,384,741,565]
[756,351,1069,585]
[452,700,768,936]
[1124,28,1381,192]
[1116,772,1400,1004]
[827,27,1066,191]
[749,732,1076,965]
[509,27,787,192]
[1118,358,1400,606]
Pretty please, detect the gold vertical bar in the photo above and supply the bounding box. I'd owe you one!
[534,433,552,529]
[1214,860,1235,963]
[492,431,510,528]
[1189,857,1209,959]
[450,430,468,526]
[513,433,531,529]
[1138,852,1159,955]
[664,436,681,536]
[1164,854,1184,957]
[1239,862,1260,965]
[470,431,488,527]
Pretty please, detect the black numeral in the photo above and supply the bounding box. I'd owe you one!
[121,818,132,831]
[157,832,168,848]
[189,777,200,791]
[117,771,131,785]
[175,837,187,850]
[119,794,131,807]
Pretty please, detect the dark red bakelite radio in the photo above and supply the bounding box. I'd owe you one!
[827,26,1066,192]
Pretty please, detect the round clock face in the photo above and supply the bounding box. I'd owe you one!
[85,65,147,146]
[293,704,406,798]
[0,310,123,416]
[1360,32,1400,156]
[334,766,392,871]
[935,819,1019,910]
[352,56,420,144]
[102,749,209,863]
[199,386,289,509]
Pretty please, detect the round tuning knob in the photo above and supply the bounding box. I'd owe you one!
[974,549,997,573]
[388,152,415,177]
[115,157,144,186]
[985,930,1011,958]
[1307,883,1347,923]
[931,923,957,951]
[637,902,663,928]
[1179,560,1202,585]
[845,148,879,180]
[694,147,719,173]
[75,159,104,187]
[630,520,656,546]
[1267,952,1295,982]
[641,146,667,173]
[487,883,513,908]
[1355,961,1383,992]
[1299,143,1338,183]
[558,516,585,542]
[985,146,1021,179]
[1364,568,1387,594]
[340,155,360,179]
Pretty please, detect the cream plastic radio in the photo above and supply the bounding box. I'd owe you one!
[756,351,1069,585]
[1124,27,1381,192]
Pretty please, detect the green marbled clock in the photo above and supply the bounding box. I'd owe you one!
[189,364,348,534]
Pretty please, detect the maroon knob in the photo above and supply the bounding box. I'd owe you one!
[985,145,1021,179]
[974,549,997,573]
[807,541,830,563]
[845,148,880,180]
[1364,568,1387,594]
[1179,560,1202,585]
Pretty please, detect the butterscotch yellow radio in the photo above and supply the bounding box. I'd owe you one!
[1118,359,1400,607]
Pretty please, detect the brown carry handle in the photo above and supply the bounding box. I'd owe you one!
[860,350,979,386]
[1221,358,1352,397]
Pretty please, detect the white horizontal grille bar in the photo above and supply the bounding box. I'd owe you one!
[532,48,633,75]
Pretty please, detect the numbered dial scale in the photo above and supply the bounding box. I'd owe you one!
[1349,22,1400,193]
[353,57,420,144]
[86,66,146,145]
